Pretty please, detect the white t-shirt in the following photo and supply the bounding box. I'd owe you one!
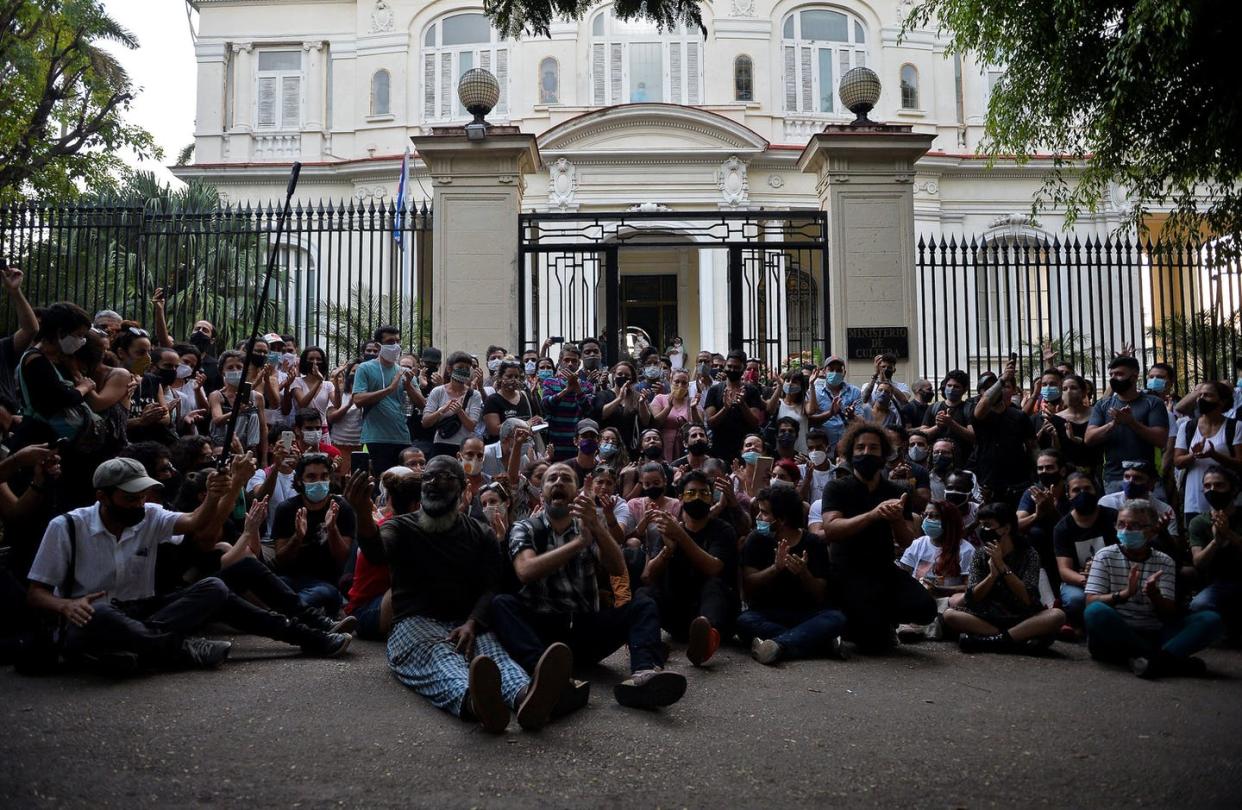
[799,464,836,508]
[1174,417,1242,515]
[247,467,296,536]
[899,535,975,586]
[290,376,335,423]
[1097,492,1180,537]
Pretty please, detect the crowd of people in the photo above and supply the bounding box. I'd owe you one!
[0,268,1238,734]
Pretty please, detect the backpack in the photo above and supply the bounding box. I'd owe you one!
[1181,416,1237,451]
[17,349,105,452]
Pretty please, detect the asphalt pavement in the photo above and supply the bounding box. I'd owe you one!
[2,633,1242,808]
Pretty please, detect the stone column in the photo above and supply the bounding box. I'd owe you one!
[231,43,254,133]
[798,124,935,383]
[410,131,541,352]
[301,42,325,159]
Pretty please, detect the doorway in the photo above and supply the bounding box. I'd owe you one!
[621,273,678,354]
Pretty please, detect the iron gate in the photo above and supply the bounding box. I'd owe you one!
[517,210,830,367]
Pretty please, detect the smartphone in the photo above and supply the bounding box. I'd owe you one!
[531,422,549,433]
[549,336,564,344]
[266,354,280,367]
[280,430,294,452]
[1008,352,1018,363]
[750,456,774,497]
[350,450,371,474]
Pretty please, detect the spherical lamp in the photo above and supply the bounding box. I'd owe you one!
[457,67,500,125]
[838,66,881,125]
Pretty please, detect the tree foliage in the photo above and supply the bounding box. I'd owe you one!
[905,1,1242,245]
[0,0,159,202]
[483,0,705,39]
[319,284,426,368]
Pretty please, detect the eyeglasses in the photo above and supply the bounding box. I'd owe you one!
[681,490,712,502]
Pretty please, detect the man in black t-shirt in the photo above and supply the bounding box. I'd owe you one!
[820,423,937,652]
[971,361,1036,504]
[271,454,356,615]
[704,350,764,461]
[738,485,845,664]
[1053,472,1118,626]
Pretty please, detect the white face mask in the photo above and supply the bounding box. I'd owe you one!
[524,360,536,375]
[379,343,401,362]
[487,358,502,373]
[461,457,482,476]
[808,450,828,467]
[302,430,321,446]
[176,363,194,380]
[59,334,87,354]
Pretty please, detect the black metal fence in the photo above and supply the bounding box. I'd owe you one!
[917,234,1241,393]
[0,200,432,366]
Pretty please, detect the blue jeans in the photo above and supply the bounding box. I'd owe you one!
[736,606,847,660]
[353,593,387,641]
[279,575,343,616]
[1190,580,1242,631]
[1084,601,1224,662]
[1060,583,1086,624]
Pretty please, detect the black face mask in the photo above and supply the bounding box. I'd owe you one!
[642,445,664,460]
[852,453,884,479]
[250,355,266,368]
[189,332,214,354]
[977,526,999,543]
[725,369,742,383]
[156,367,177,386]
[1205,489,1233,510]
[1198,397,1220,414]
[682,499,710,520]
[776,434,796,448]
[1110,376,1135,393]
[107,501,146,528]
[931,454,953,473]
[1071,491,1099,515]
[687,440,710,456]
[642,486,665,501]
[1037,472,1061,488]
[945,491,970,507]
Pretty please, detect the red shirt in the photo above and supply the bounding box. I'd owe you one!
[345,513,391,613]
[297,439,341,461]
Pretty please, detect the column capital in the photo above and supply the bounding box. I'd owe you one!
[231,42,253,54]
[303,40,325,53]
[797,124,935,185]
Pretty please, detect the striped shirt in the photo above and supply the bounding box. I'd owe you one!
[1084,545,1175,631]
[540,376,595,461]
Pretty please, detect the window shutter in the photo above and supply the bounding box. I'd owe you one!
[281,75,300,129]
[423,53,436,118]
[783,46,797,111]
[479,50,491,72]
[592,43,605,104]
[609,43,623,104]
[257,76,277,128]
[800,47,813,112]
[670,43,682,103]
[439,52,452,117]
[495,48,508,113]
[686,42,700,104]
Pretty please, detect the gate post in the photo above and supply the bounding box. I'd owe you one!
[411,131,540,353]
[798,125,934,383]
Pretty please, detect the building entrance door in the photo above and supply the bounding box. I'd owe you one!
[620,274,678,354]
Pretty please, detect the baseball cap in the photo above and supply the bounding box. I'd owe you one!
[576,418,600,436]
[421,347,443,365]
[262,332,283,345]
[93,458,163,493]
[824,355,845,367]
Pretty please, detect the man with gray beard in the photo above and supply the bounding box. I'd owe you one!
[346,457,571,734]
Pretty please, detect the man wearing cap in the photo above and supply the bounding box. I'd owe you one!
[407,346,444,456]
[25,459,238,672]
[567,419,601,486]
[808,355,862,455]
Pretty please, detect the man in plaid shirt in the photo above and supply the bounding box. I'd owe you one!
[540,343,595,461]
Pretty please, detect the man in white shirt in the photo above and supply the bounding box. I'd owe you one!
[483,417,536,479]
[1096,461,1178,538]
[26,458,236,673]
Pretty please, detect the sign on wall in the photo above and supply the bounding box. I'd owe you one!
[846,326,909,360]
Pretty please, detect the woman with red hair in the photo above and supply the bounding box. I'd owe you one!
[897,499,975,642]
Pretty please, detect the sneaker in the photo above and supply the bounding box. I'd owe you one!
[924,619,945,642]
[751,638,781,666]
[331,614,359,636]
[551,679,591,719]
[614,669,687,710]
[827,635,849,661]
[896,623,925,644]
[686,616,720,667]
[467,655,511,734]
[517,642,573,732]
[296,606,336,633]
[1129,656,1158,679]
[302,631,352,658]
[958,633,1012,655]
[79,650,141,678]
[180,638,231,669]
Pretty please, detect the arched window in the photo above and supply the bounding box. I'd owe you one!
[371,69,391,116]
[421,12,508,121]
[781,7,868,114]
[588,10,703,106]
[734,55,753,102]
[539,57,559,104]
[900,64,918,109]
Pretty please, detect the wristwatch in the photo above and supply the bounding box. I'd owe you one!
[1112,590,1127,604]
[1002,568,1013,578]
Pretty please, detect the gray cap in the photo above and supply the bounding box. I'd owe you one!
[576,418,600,436]
[421,346,443,364]
[93,458,163,493]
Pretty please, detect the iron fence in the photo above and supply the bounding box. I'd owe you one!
[0,200,432,367]
[917,234,1242,394]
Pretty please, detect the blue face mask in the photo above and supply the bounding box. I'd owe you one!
[1117,528,1148,551]
[922,518,943,539]
[599,442,618,457]
[755,520,771,535]
[1121,480,1148,500]
[1040,385,1061,402]
[537,369,554,380]
[742,451,760,465]
[824,371,844,386]
[1146,377,1166,393]
[304,481,330,503]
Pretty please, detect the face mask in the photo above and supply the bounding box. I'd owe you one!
[725,369,742,383]
[944,387,963,402]
[578,438,599,455]
[682,499,710,520]
[156,367,177,387]
[852,453,884,479]
[599,442,618,458]
[1198,397,1219,414]
[282,353,297,367]
[1146,377,1166,393]
[908,445,929,463]
[1110,376,1134,393]
[755,520,771,535]
[224,370,243,387]
[1205,489,1233,510]
[250,355,267,368]
[583,357,601,371]
[642,445,664,460]
[1040,385,1061,402]
[1070,491,1099,515]
[538,369,554,380]
[777,434,796,448]
[176,363,194,380]
[1121,480,1148,500]
[487,358,502,373]
[742,450,760,465]
[304,481,331,503]
[688,440,710,456]
[945,490,970,506]
[524,360,537,375]
[808,450,828,467]
[931,454,952,472]
[642,486,664,501]
[461,458,482,476]
[60,334,87,354]
[1037,472,1060,488]
[876,392,892,406]
[922,518,943,539]
[783,384,802,395]
[1117,529,1148,551]
[825,371,844,386]
[302,430,321,446]
[189,332,213,351]
[644,366,661,380]
[379,343,402,363]
[977,526,999,543]
[108,502,147,528]
[917,390,934,403]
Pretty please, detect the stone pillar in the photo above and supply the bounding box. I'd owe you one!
[411,131,541,353]
[798,125,935,383]
[231,43,253,133]
[301,42,325,159]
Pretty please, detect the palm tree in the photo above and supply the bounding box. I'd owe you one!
[318,283,425,367]
[1149,311,1242,392]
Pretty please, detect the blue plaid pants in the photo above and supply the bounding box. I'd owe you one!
[387,615,529,717]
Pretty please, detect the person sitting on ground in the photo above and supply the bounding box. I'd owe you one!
[565,418,600,485]
[344,465,423,642]
[458,435,490,503]
[270,453,355,616]
[766,369,810,454]
[1016,448,1073,589]
[620,428,666,498]
[292,407,341,465]
[801,427,836,506]
[488,463,687,711]
[1086,355,1170,495]
[345,459,572,733]
[737,485,845,664]
[208,350,267,461]
[482,417,536,480]
[25,459,236,674]
[670,423,714,475]
[1083,500,1225,678]
[943,469,982,539]
[702,457,752,543]
[819,423,938,653]
[897,499,973,642]
[943,502,1065,654]
[1187,467,1242,639]
[1053,472,1118,628]
[637,471,737,667]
